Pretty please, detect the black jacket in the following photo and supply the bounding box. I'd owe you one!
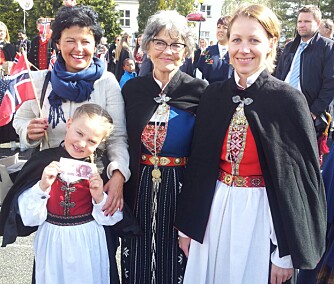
[122,70,208,210]
[196,44,231,83]
[0,147,74,246]
[175,70,326,269]
[15,39,31,53]
[275,32,334,116]
[0,42,16,61]
[28,35,55,70]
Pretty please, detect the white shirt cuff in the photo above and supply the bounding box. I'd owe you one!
[271,248,293,269]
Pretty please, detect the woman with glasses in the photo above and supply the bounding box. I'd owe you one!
[121,10,208,284]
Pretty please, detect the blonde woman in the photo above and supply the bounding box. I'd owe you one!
[115,32,133,81]
[176,4,326,284]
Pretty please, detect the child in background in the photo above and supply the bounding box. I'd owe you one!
[119,58,137,89]
[9,104,122,283]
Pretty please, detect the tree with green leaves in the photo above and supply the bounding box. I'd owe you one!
[0,0,121,45]
[137,0,195,33]
[81,0,122,43]
[137,0,159,33]
[157,0,194,17]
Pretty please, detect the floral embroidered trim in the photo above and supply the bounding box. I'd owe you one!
[201,49,213,64]
[46,212,94,226]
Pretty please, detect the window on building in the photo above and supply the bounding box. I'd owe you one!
[201,5,211,18]
[200,31,210,44]
[120,10,131,27]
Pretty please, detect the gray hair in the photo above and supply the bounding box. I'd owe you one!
[141,10,195,57]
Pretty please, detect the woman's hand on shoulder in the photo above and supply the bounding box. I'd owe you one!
[270,263,293,284]
[27,118,48,141]
[102,170,125,215]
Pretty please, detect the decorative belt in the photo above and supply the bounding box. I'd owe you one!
[140,154,187,167]
[46,212,94,226]
[218,169,265,187]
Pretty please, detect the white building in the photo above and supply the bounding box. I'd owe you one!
[193,0,224,45]
[114,0,224,46]
[114,0,139,45]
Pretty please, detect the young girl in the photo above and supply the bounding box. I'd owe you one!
[1,103,122,284]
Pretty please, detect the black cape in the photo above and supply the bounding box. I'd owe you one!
[174,70,327,269]
[0,146,125,283]
[0,146,74,246]
[0,42,16,61]
[27,36,55,70]
[122,70,208,210]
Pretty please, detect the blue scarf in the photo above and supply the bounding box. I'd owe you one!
[48,54,105,128]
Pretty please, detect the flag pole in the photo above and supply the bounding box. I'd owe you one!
[21,50,50,148]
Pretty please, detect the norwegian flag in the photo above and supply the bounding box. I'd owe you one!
[10,53,28,75]
[0,54,35,126]
[48,50,57,70]
[12,53,20,65]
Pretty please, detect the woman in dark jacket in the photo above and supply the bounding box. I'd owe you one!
[175,4,326,284]
[121,10,208,284]
[115,33,132,81]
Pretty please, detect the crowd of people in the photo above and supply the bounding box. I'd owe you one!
[0,2,334,284]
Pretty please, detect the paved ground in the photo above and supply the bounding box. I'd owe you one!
[0,143,34,284]
[0,234,35,284]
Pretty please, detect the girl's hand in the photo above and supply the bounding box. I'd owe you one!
[89,173,104,204]
[40,161,60,191]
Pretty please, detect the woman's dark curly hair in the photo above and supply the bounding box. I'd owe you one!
[52,5,103,46]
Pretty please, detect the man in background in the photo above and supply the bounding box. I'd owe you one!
[28,18,55,70]
[276,5,334,131]
[15,29,31,53]
[276,8,334,280]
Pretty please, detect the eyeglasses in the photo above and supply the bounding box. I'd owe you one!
[152,39,186,53]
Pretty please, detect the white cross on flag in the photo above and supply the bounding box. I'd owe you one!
[0,53,34,126]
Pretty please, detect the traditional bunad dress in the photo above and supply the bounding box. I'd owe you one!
[183,93,292,284]
[122,104,194,284]
[121,70,208,284]
[18,171,122,284]
[175,69,326,284]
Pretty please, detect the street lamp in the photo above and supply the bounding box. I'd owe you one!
[198,0,205,45]
[186,0,206,45]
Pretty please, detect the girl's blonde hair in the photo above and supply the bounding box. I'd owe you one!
[72,104,114,138]
[115,33,131,61]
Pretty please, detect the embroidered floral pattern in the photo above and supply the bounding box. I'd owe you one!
[201,49,214,64]
[226,102,248,175]
[141,123,167,155]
